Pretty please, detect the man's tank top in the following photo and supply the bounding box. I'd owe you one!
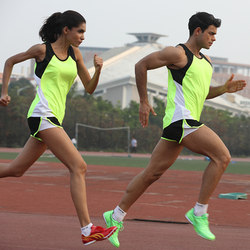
[163,44,213,128]
[27,42,77,125]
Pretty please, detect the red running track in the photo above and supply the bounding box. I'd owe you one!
[0,159,249,249]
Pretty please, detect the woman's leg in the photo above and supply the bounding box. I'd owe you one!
[0,137,47,178]
[38,127,90,227]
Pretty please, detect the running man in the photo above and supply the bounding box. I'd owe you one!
[0,10,116,245]
[103,12,247,247]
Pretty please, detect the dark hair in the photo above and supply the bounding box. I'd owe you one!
[39,10,86,43]
[188,12,221,36]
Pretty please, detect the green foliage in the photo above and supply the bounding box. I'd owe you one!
[0,78,35,147]
[1,79,250,156]
[200,106,250,156]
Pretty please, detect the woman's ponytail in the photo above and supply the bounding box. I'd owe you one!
[39,12,63,43]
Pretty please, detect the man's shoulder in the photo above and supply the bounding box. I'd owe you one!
[163,45,186,58]
[161,45,187,68]
[162,45,185,53]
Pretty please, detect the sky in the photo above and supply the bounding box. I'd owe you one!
[1,0,250,74]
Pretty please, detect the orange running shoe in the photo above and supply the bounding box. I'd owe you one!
[82,225,117,246]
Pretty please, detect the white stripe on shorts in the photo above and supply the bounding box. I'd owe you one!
[39,118,58,132]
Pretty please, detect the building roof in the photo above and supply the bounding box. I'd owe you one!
[82,33,169,87]
[127,32,167,44]
[83,42,168,89]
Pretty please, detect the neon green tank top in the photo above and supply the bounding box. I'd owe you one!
[163,44,213,128]
[27,43,77,124]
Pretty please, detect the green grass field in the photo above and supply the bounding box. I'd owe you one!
[1,152,250,175]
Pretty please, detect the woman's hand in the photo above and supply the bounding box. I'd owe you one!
[0,94,11,106]
[93,54,103,72]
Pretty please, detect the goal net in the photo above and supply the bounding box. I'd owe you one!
[75,123,130,154]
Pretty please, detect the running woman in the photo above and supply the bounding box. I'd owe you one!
[103,12,247,247]
[0,10,116,246]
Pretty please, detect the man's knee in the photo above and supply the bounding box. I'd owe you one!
[221,151,231,169]
[214,150,231,171]
[142,168,164,185]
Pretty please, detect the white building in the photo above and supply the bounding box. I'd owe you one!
[77,33,168,109]
[211,56,250,99]
[77,33,250,116]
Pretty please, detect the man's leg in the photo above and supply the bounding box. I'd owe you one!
[182,125,231,204]
[104,139,183,247]
[120,139,183,211]
[181,125,231,240]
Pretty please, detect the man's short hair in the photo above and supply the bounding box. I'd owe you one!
[188,12,221,36]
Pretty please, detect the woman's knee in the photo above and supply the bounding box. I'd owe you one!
[69,160,87,176]
[8,166,26,177]
[2,161,29,177]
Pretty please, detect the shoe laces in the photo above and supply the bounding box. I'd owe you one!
[112,219,124,231]
[197,215,209,227]
[119,224,124,232]
[117,221,124,231]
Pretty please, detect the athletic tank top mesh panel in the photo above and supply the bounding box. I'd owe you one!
[163,44,213,128]
[27,43,77,124]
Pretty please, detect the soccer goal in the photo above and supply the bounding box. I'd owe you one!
[75,123,131,155]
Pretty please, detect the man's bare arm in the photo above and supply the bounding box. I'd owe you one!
[207,74,247,99]
[135,46,186,127]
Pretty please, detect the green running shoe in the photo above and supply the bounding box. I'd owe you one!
[185,208,215,241]
[103,210,124,248]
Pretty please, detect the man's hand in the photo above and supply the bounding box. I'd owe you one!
[225,74,246,93]
[0,94,11,106]
[139,101,157,128]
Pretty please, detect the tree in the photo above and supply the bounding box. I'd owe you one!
[0,78,35,147]
[1,79,250,156]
